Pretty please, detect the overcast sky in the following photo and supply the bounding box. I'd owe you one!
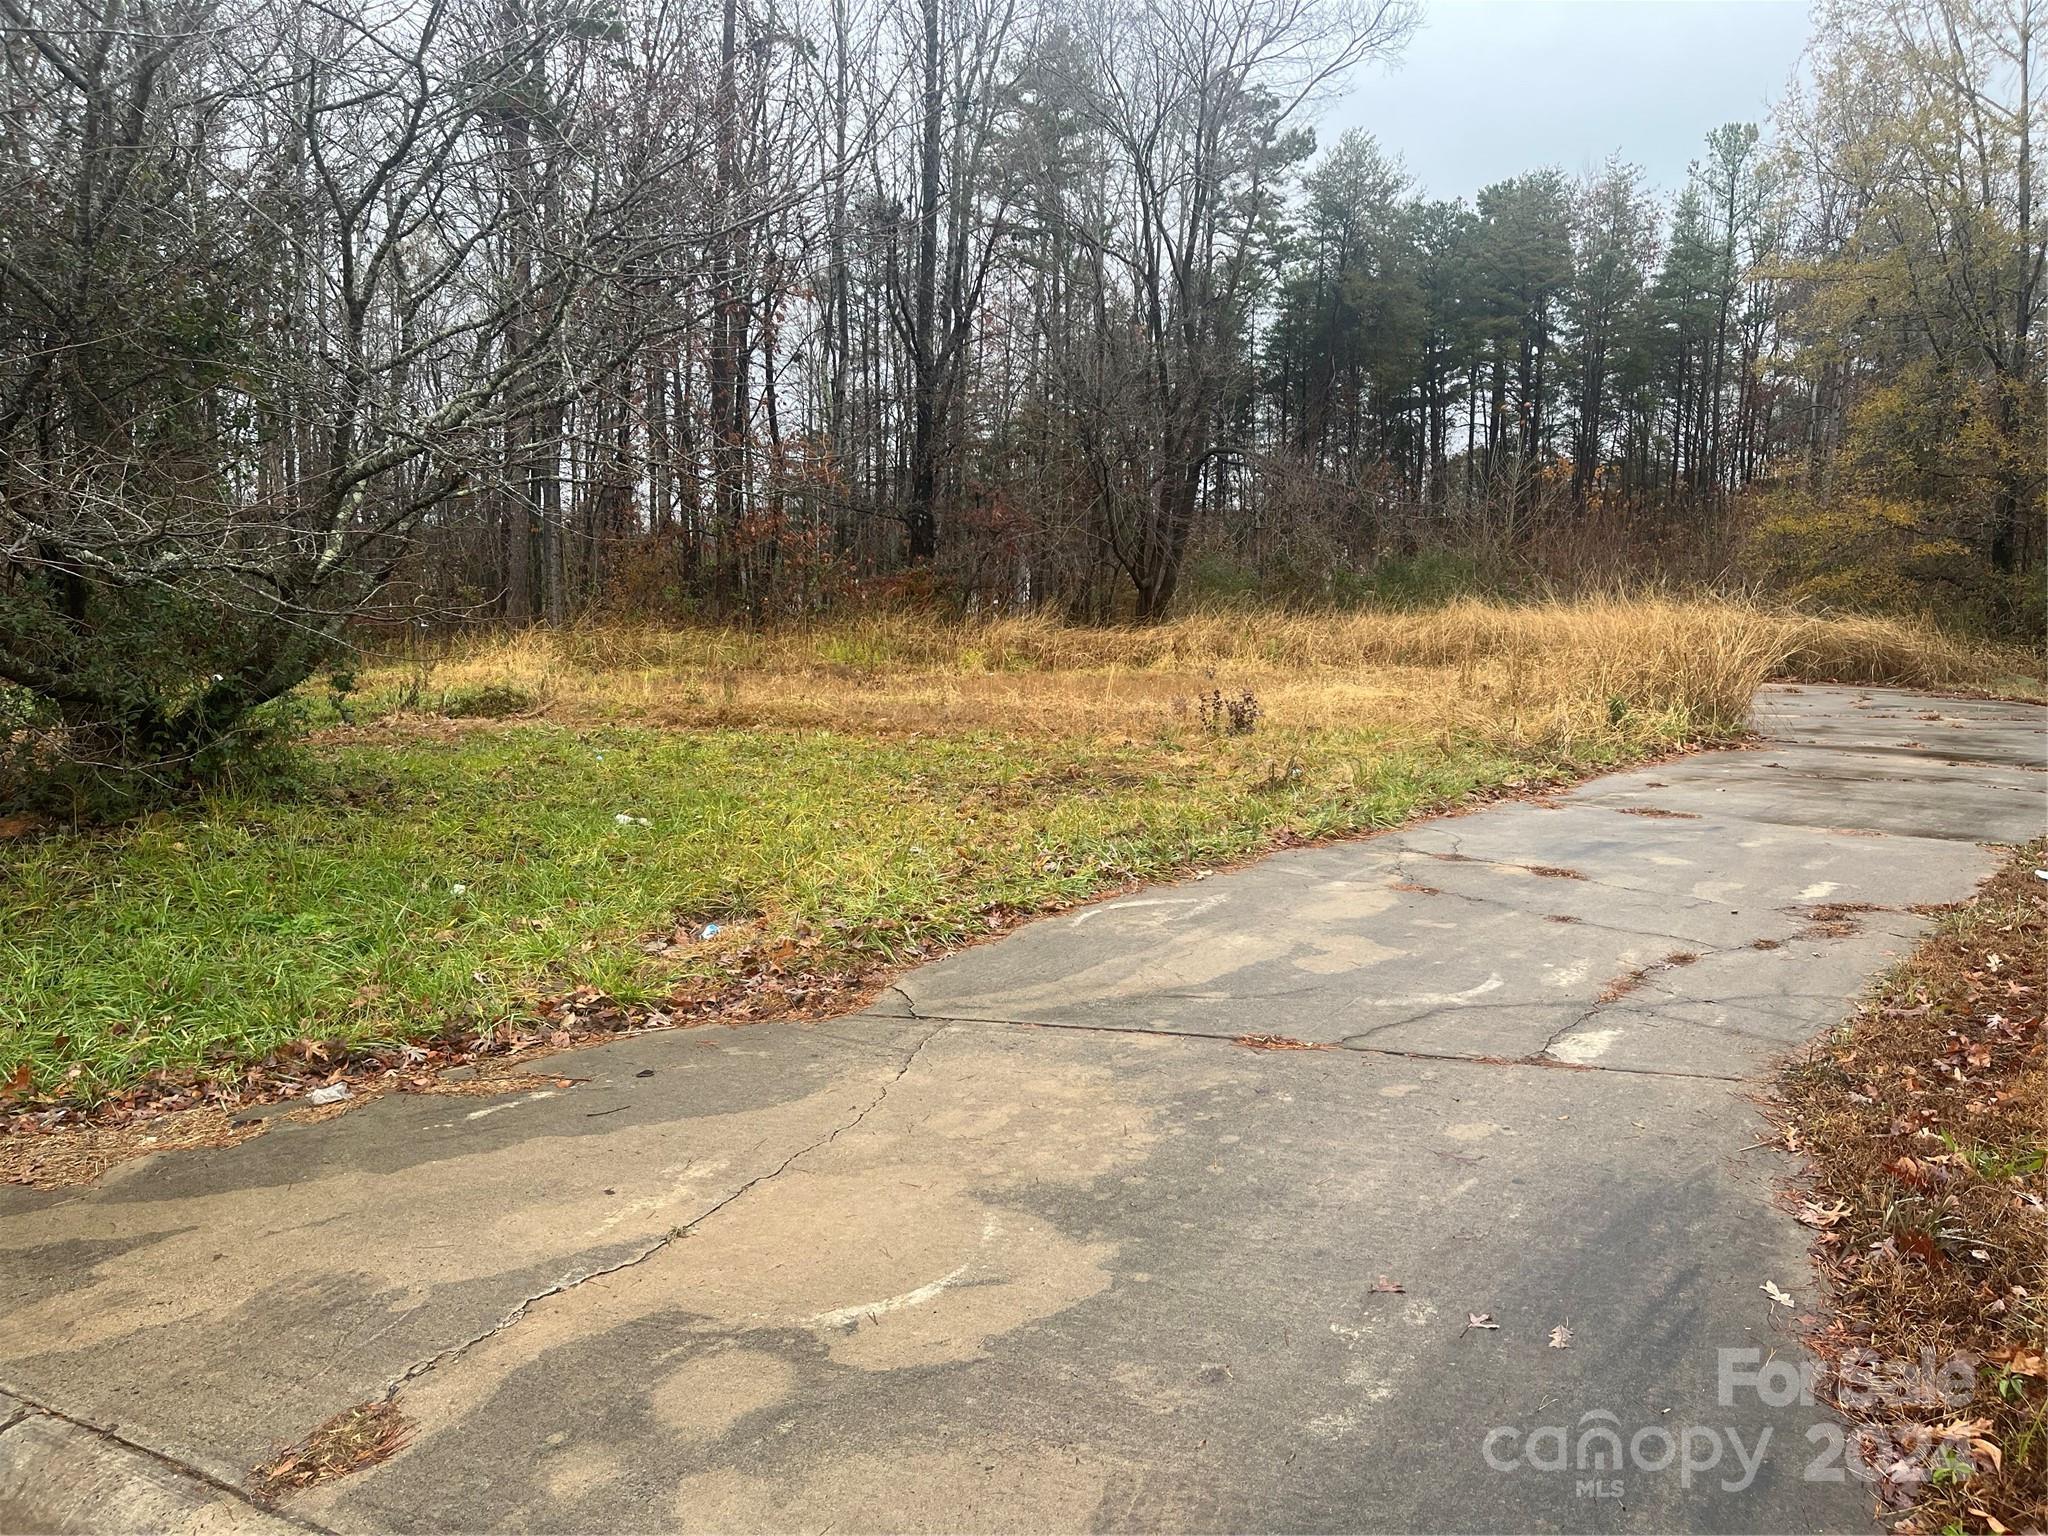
[1318,0,1813,202]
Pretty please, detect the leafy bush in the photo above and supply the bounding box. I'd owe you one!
[436,685,535,720]
[0,681,308,820]
[1746,492,2044,640]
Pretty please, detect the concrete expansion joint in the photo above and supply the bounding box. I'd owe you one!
[377,1024,947,1404]
[1382,866,1734,949]
[893,1009,1747,1083]
[0,1387,335,1535]
[1402,841,1752,911]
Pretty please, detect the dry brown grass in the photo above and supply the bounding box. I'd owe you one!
[1777,842,2046,1535]
[358,598,2038,757]
[1772,611,2044,694]
[361,597,1768,749]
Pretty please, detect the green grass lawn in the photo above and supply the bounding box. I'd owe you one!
[0,717,1681,1101]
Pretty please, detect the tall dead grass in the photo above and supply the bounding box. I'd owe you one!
[361,597,2037,754]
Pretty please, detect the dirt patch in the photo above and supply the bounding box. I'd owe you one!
[1594,951,1697,1005]
[1774,840,2046,1534]
[1523,865,1587,881]
[1596,969,1649,1005]
[1796,901,1888,940]
[1614,806,1702,819]
[0,1105,267,1189]
[255,1401,412,1499]
[0,1068,575,1188]
[1389,880,1442,895]
[1230,1034,1333,1052]
[402,1069,570,1099]
[1545,914,1581,925]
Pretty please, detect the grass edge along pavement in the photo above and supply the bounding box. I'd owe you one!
[1776,840,2048,1536]
[0,719,1709,1148]
[1,596,2036,1141]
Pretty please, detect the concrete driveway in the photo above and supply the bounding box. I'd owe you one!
[3,685,2043,1533]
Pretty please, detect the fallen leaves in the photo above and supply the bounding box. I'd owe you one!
[1798,1199,1851,1229]
[254,1401,411,1498]
[1229,1034,1331,1052]
[1548,1324,1572,1349]
[1463,1312,1500,1334]
[1761,1280,1796,1308]
[1775,837,2047,1533]
[0,1105,267,1189]
[1986,1346,2047,1381]
[1369,1275,1405,1294]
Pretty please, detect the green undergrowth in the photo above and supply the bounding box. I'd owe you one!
[0,719,1683,1101]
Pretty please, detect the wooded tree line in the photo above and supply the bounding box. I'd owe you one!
[0,0,2040,767]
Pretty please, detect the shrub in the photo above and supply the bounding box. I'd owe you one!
[436,684,535,720]
[1745,492,2044,640]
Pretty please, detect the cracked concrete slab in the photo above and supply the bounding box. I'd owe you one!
[0,1019,933,1485]
[0,684,2040,1533]
[0,1406,302,1534]
[291,1027,1849,1535]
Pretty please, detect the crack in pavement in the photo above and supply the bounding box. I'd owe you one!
[863,1007,1747,1082]
[375,1023,948,1404]
[1367,873,1745,950]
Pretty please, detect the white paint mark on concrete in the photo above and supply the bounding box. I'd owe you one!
[807,1264,971,1329]
[464,1091,556,1121]
[802,1213,1000,1330]
[1545,957,1591,988]
[1361,973,1504,1007]
[1549,1028,1620,1064]
[1070,894,1224,927]
[1799,881,1841,900]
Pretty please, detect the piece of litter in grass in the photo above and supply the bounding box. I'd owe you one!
[450,883,468,896]
[1760,1280,1795,1307]
[1548,1324,1572,1349]
[306,1083,351,1106]
[614,813,651,827]
[701,922,722,939]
